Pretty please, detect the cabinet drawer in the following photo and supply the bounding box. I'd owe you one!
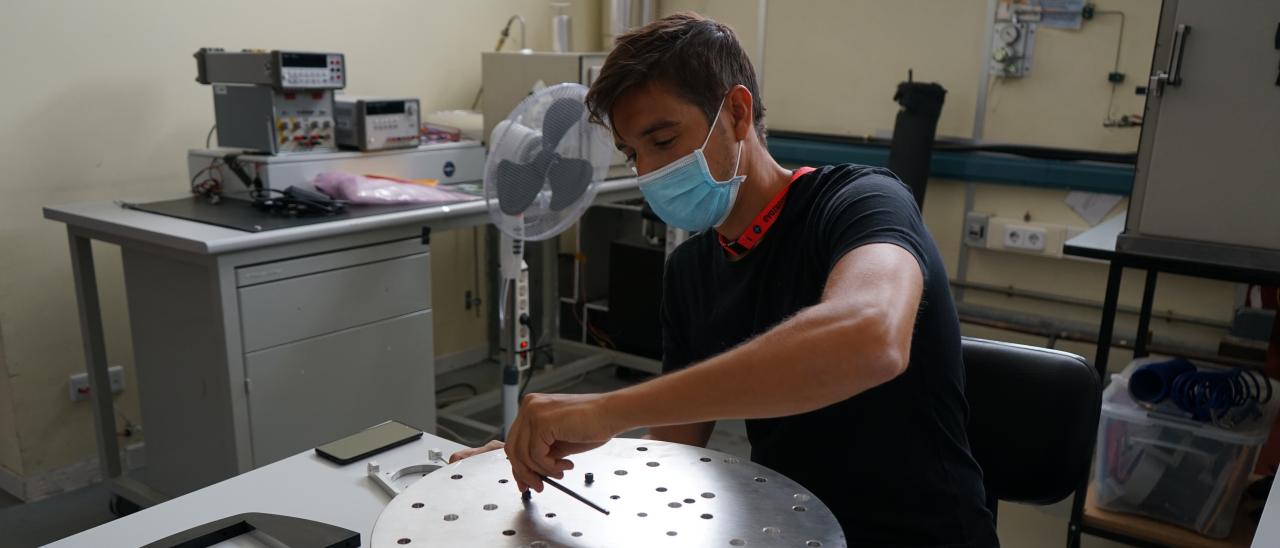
[236,238,427,287]
[239,253,430,352]
[245,309,434,467]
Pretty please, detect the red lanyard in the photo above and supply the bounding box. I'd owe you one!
[718,167,816,259]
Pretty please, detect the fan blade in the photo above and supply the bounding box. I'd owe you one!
[541,98,585,151]
[495,159,545,215]
[547,157,593,211]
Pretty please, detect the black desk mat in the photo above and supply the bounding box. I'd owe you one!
[127,195,480,233]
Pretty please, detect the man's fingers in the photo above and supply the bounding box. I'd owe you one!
[523,427,554,479]
[554,458,575,475]
[505,416,544,492]
[511,458,543,492]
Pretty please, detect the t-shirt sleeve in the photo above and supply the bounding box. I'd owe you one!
[815,173,930,284]
[660,248,695,374]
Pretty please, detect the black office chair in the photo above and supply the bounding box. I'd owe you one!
[962,337,1102,522]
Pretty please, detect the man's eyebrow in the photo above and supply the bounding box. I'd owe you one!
[614,119,681,151]
[641,119,680,137]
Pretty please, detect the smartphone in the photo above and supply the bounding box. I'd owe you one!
[315,420,423,465]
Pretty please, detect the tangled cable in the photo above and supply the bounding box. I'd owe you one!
[1170,367,1272,425]
[1129,358,1273,428]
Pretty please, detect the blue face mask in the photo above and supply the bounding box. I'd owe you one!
[635,97,745,232]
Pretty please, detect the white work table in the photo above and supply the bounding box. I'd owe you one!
[46,433,468,547]
[44,179,641,256]
[1257,476,1280,547]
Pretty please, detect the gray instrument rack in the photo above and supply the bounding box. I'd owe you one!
[195,49,346,90]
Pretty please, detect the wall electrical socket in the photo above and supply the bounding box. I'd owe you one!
[1003,223,1048,252]
[68,366,125,402]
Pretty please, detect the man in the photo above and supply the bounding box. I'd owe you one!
[453,12,997,546]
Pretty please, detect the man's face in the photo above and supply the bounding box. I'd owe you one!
[610,82,738,179]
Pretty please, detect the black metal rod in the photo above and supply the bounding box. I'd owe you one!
[1134,269,1159,358]
[542,476,610,515]
[1068,259,1125,548]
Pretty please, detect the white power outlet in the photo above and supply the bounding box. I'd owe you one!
[1003,224,1047,252]
[68,366,126,402]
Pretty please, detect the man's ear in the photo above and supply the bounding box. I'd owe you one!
[727,84,754,141]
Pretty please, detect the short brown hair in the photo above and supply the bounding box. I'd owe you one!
[586,12,766,140]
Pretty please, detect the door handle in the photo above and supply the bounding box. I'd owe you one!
[1150,24,1192,96]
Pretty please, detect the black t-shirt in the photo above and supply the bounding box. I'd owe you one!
[661,164,997,547]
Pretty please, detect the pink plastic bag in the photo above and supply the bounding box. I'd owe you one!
[313,171,474,204]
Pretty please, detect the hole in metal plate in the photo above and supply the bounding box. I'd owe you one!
[666,531,678,536]
[637,512,648,517]
[637,446,648,451]
[545,512,557,518]
[530,541,549,548]
[700,457,712,462]
[646,461,659,467]
[656,487,667,492]
[571,531,583,537]
[483,504,498,511]
[610,495,620,500]
[763,526,781,535]
[701,513,713,519]
[668,502,682,508]
[499,479,508,484]
[443,514,458,522]
[411,502,424,509]
[807,541,823,547]
[793,505,807,512]
[754,476,767,483]
[450,474,463,480]
[701,492,716,499]
[614,470,627,476]
[683,498,695,504]
[502,529,516,536]
[397,539,410,545]
[729,540,746,546]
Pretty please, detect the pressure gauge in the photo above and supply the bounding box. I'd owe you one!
[998,23,1021,44]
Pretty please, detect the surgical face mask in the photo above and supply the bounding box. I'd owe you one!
[635,97,745,232]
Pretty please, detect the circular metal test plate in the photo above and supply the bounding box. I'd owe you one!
[371,438,845,547]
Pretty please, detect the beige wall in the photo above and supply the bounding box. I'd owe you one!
[764,0,988,139]
[752,0,1160,150]
[0,0,598,482]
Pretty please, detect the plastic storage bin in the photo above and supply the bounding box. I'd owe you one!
[1093,358,1279,538]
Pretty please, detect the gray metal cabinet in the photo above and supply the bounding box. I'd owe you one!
[1125,0,1280,266]
[121,230,434,497]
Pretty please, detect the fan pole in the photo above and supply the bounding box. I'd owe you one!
[499,233,530,439]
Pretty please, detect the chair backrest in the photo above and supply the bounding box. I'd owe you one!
[962,337,1102,510]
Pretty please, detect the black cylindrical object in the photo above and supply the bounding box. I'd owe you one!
[887,80,947,210]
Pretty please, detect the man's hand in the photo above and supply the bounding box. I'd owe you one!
[448,440,505,463]
[504,392,625,493]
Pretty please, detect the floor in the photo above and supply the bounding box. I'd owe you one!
[0,356,1153,547]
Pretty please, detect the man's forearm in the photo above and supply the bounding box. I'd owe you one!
[603,301,908,433]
